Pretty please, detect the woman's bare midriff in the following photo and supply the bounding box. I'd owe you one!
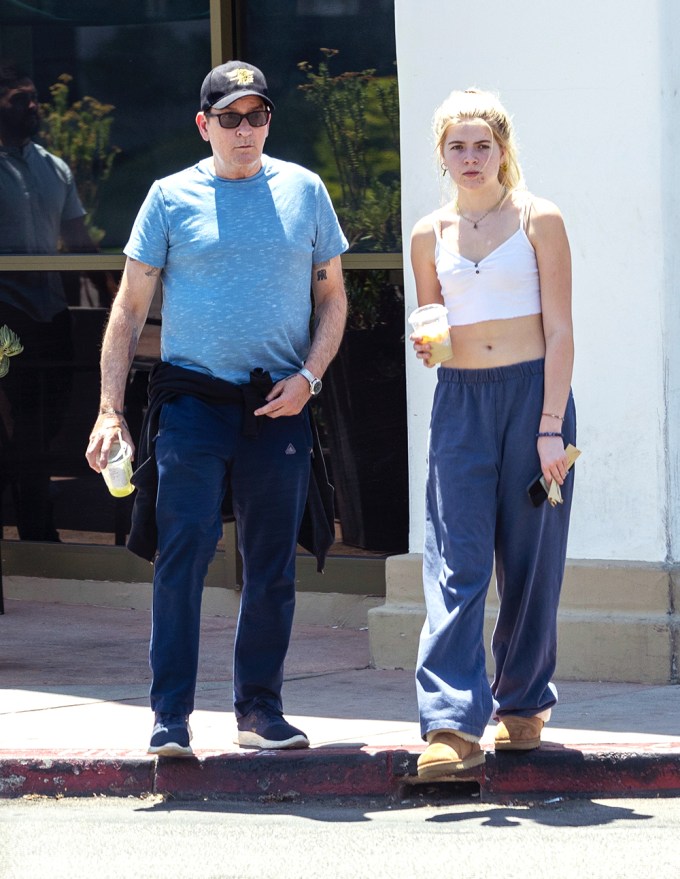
[439,314,546,369]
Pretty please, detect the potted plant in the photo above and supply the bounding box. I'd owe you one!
[0,326,23,378]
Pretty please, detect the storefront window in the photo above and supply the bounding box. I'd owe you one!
[241,0,401,255]
[0,2,210,544]
[1,2,211,251]
[0,1,407,558]
[241,0,407,554]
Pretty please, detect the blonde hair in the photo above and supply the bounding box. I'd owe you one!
[434,88,524,192]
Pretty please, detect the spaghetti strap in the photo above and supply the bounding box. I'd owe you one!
[431,214,443,240]
[520,194,534,232]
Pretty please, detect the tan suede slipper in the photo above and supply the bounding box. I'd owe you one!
[494,715,544,751]
[417,731,486,781]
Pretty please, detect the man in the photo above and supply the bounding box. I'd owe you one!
[0,62,98,541]
[85,61,348,756]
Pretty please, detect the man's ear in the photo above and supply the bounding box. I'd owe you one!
[195,111,210,142]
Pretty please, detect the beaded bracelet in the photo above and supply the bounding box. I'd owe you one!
[536,431,563,438]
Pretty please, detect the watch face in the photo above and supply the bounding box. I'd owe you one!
[299,368,322,395]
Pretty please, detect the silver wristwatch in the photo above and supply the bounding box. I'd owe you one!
[299,367,322,396]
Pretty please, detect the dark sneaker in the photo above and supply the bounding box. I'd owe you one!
[148,713,193,757]
[236,706,310,750]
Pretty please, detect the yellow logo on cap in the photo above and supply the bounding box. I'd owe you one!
[228,68,255,86]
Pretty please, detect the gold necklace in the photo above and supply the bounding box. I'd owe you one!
[455,190,506,230]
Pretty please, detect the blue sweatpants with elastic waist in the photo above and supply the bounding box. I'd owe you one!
[416,359,576,740]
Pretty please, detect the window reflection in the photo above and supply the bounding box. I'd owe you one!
[0,2,211,252]
[0,3,210,544]
[242,0,401,253]
[0,61,107,540]
[0,275,127,545]
[241,0,406,554]
[317,270,408,554]
[0,1,407,557]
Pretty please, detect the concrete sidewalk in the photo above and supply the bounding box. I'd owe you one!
[1,598,680,801]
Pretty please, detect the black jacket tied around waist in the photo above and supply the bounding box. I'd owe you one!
[126,361,335,573]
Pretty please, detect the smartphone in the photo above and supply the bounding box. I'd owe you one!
[527,470,574,507]
[527,473,550,507]
[527,444,580,507]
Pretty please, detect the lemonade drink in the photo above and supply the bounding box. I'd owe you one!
[101,434,135,498]
[408,303,452,367]
[419,329,452,366]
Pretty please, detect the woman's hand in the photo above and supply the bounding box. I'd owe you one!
[410,333,435,368]
[537,435,568,486]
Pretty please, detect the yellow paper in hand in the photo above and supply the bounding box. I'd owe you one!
[542,444,581,508]
[547,479,562,507]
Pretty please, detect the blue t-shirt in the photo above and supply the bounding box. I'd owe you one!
[124,155,348,384]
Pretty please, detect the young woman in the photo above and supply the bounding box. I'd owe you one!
[410,89,576,780]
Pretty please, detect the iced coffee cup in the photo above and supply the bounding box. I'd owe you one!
[408,303,452,367]
[101,432,135,498]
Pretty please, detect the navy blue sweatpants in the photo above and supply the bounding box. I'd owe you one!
[416,359,576,740]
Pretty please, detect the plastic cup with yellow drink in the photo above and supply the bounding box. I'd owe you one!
[101,431,135,498]
[408,303,452,367]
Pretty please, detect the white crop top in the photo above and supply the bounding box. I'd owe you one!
[434,201,541,326]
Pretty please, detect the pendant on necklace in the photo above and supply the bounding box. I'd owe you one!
[473,222,478,229]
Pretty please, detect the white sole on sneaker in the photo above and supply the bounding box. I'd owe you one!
[236,731,309,750]
[148,742,194,758]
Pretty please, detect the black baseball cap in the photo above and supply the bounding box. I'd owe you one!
[200,61,274,111]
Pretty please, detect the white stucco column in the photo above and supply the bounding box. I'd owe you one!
[369,0,680,681]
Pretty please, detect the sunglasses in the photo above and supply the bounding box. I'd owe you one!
[205,108,270,129]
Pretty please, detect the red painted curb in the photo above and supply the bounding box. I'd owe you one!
[484,748,680,797]
[0,755,153,798]
[2,744,679,800]
[396,743,680,798]
[155,749,401,799]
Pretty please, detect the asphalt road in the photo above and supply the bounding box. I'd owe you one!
[2,794,680,879]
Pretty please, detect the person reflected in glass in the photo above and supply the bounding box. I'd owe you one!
[0,62,100,541]
[410,89,576,779]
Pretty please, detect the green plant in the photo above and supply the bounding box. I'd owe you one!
[298,51,402,329]
[0,326,23,378]
[39,74,120,244]
[297,49,401,254]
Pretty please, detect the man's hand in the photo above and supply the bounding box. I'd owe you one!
[86,414,134,473]
[254,374,310,418]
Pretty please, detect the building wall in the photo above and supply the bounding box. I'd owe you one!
[396,0,680,563]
